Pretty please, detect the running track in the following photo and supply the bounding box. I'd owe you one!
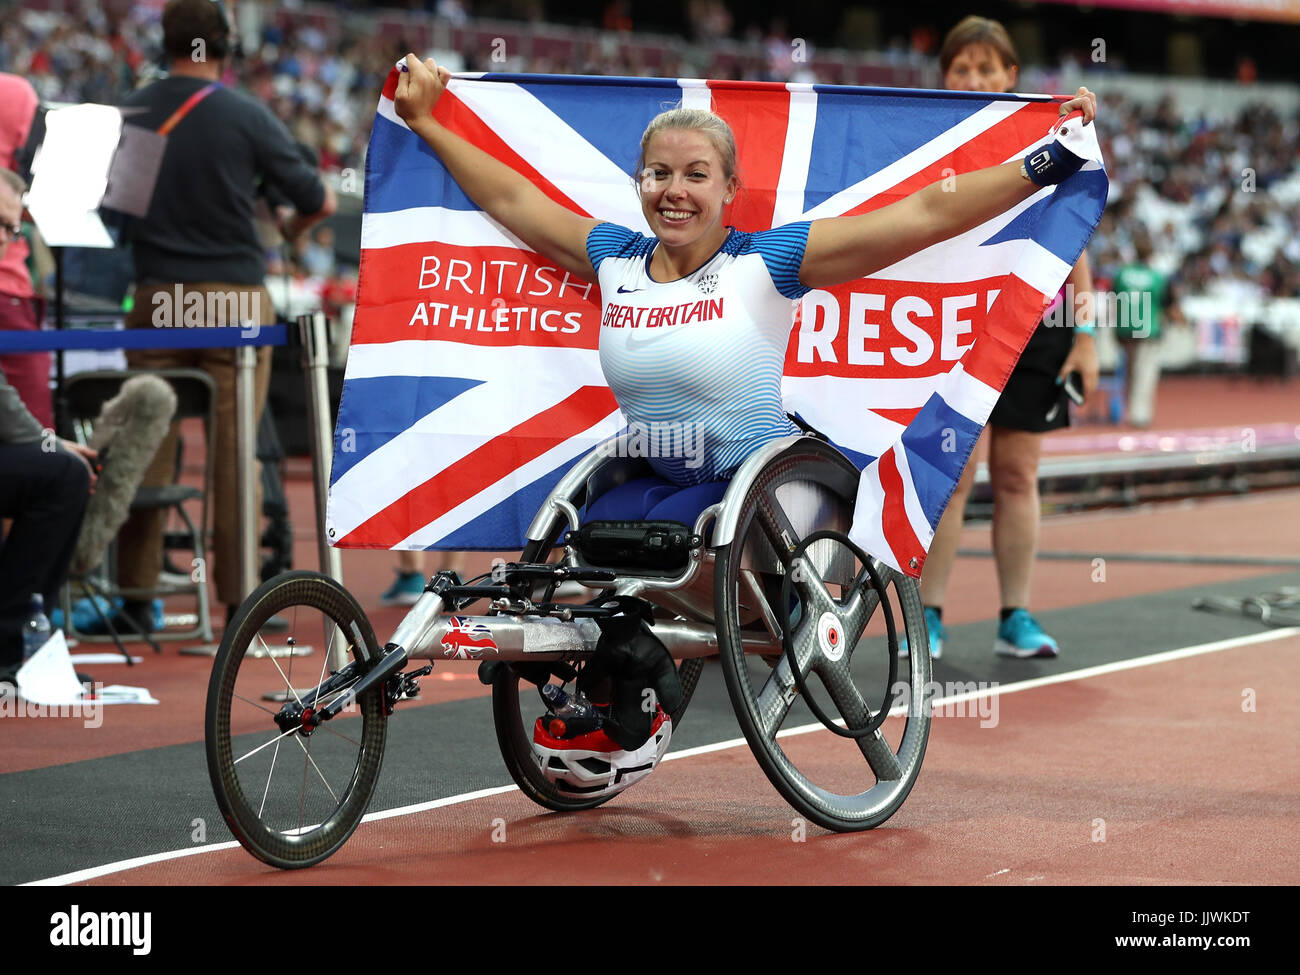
[5,487,1298,886]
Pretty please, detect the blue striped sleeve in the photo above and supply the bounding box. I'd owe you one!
[746,221,813,299]
[586,222,644,274]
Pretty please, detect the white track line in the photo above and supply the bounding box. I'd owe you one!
[24,625,1299,886]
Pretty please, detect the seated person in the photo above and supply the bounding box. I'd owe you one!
[0,173,96,686]
[394,55,1099,786]
[0,362,95,687]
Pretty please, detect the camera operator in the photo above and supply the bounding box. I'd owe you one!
[113,0,336,632]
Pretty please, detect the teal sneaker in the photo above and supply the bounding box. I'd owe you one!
[381,571,426,606]
[74,597,164,635]
[898,606,944,660]
[995,609,1059,658]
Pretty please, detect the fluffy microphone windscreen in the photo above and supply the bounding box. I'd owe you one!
[71,374,179,577]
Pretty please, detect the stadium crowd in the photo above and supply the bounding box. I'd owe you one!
[1,0,1297,308]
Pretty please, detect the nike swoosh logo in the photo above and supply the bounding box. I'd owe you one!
[624,328,673,349]
[617,285,643,294]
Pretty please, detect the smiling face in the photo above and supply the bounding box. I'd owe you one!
[638,128,738,251]
[943,42,1018,93]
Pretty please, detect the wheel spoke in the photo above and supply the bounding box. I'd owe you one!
[754,487,801,566]
[298,739,310,835]
[740,570,783,642]
[312,618,336,700]
[789,554,837,617]
[813,660,903,781]
[753,600,824,738]
[755,655,799,738]
[317,723,363,749]
[258,632,305,707]
[231,691,281,718]
[233,724,305,766]
[291,734,340,804]
[257,737,282,818]
[838,570,885,661]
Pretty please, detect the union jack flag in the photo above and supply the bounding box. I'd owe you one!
[326,70,1106,576]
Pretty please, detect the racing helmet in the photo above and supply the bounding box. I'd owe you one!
[531,705,672,799]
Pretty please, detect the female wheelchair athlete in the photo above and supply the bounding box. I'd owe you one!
[204,432,934,869]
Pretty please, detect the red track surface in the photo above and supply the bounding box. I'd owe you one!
[85,635,1300,885]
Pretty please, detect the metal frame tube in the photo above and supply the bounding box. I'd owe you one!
[387,596,769,664]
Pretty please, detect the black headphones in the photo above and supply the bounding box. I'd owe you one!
[157,0,238,69]
[208,0,234,61]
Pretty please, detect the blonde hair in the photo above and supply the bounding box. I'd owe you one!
[637,108,738,180]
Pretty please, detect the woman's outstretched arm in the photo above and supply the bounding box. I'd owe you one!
[395,54,600,279]
[799,87,1098,290]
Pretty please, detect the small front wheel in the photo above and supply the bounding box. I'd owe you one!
[205,571,388,869]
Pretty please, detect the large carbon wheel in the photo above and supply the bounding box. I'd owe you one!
[714,439,932,832]
[205,571,388,869]
[490,541,705,812]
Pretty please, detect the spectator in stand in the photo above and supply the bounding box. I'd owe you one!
[300,223,338,280]
[688,0,732,41]
[603,0,633,32]
[1113,230,1175,427]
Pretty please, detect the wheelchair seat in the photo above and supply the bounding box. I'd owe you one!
[582,476,728,527]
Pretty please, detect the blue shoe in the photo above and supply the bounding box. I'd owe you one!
[57,595,119,632]
[381,571,426,606]
[995,609,1059,658]
[898,606,944,660]
[74,597,164,634]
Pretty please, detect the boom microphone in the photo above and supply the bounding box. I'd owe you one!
[70,375,177,576]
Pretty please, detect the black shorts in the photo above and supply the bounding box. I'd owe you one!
[988,322,1073,433]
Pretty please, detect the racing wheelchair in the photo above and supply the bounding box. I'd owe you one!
[205,433,933,869]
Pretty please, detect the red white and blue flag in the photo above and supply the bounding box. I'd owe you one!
[327,70,1106,576]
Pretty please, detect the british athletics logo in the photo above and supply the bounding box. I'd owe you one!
[327,71,1106,576]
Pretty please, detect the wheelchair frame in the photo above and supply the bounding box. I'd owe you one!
[205,434,933,869]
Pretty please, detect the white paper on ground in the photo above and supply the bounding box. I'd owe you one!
[15,631,85,705]
[82,685,160,705]
[16,632,158,706]
[69,653,145,665]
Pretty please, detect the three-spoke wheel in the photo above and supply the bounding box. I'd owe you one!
[205,571,388,869]
[715,439,932,832]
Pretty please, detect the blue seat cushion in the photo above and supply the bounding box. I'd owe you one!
[585,476,728,528]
